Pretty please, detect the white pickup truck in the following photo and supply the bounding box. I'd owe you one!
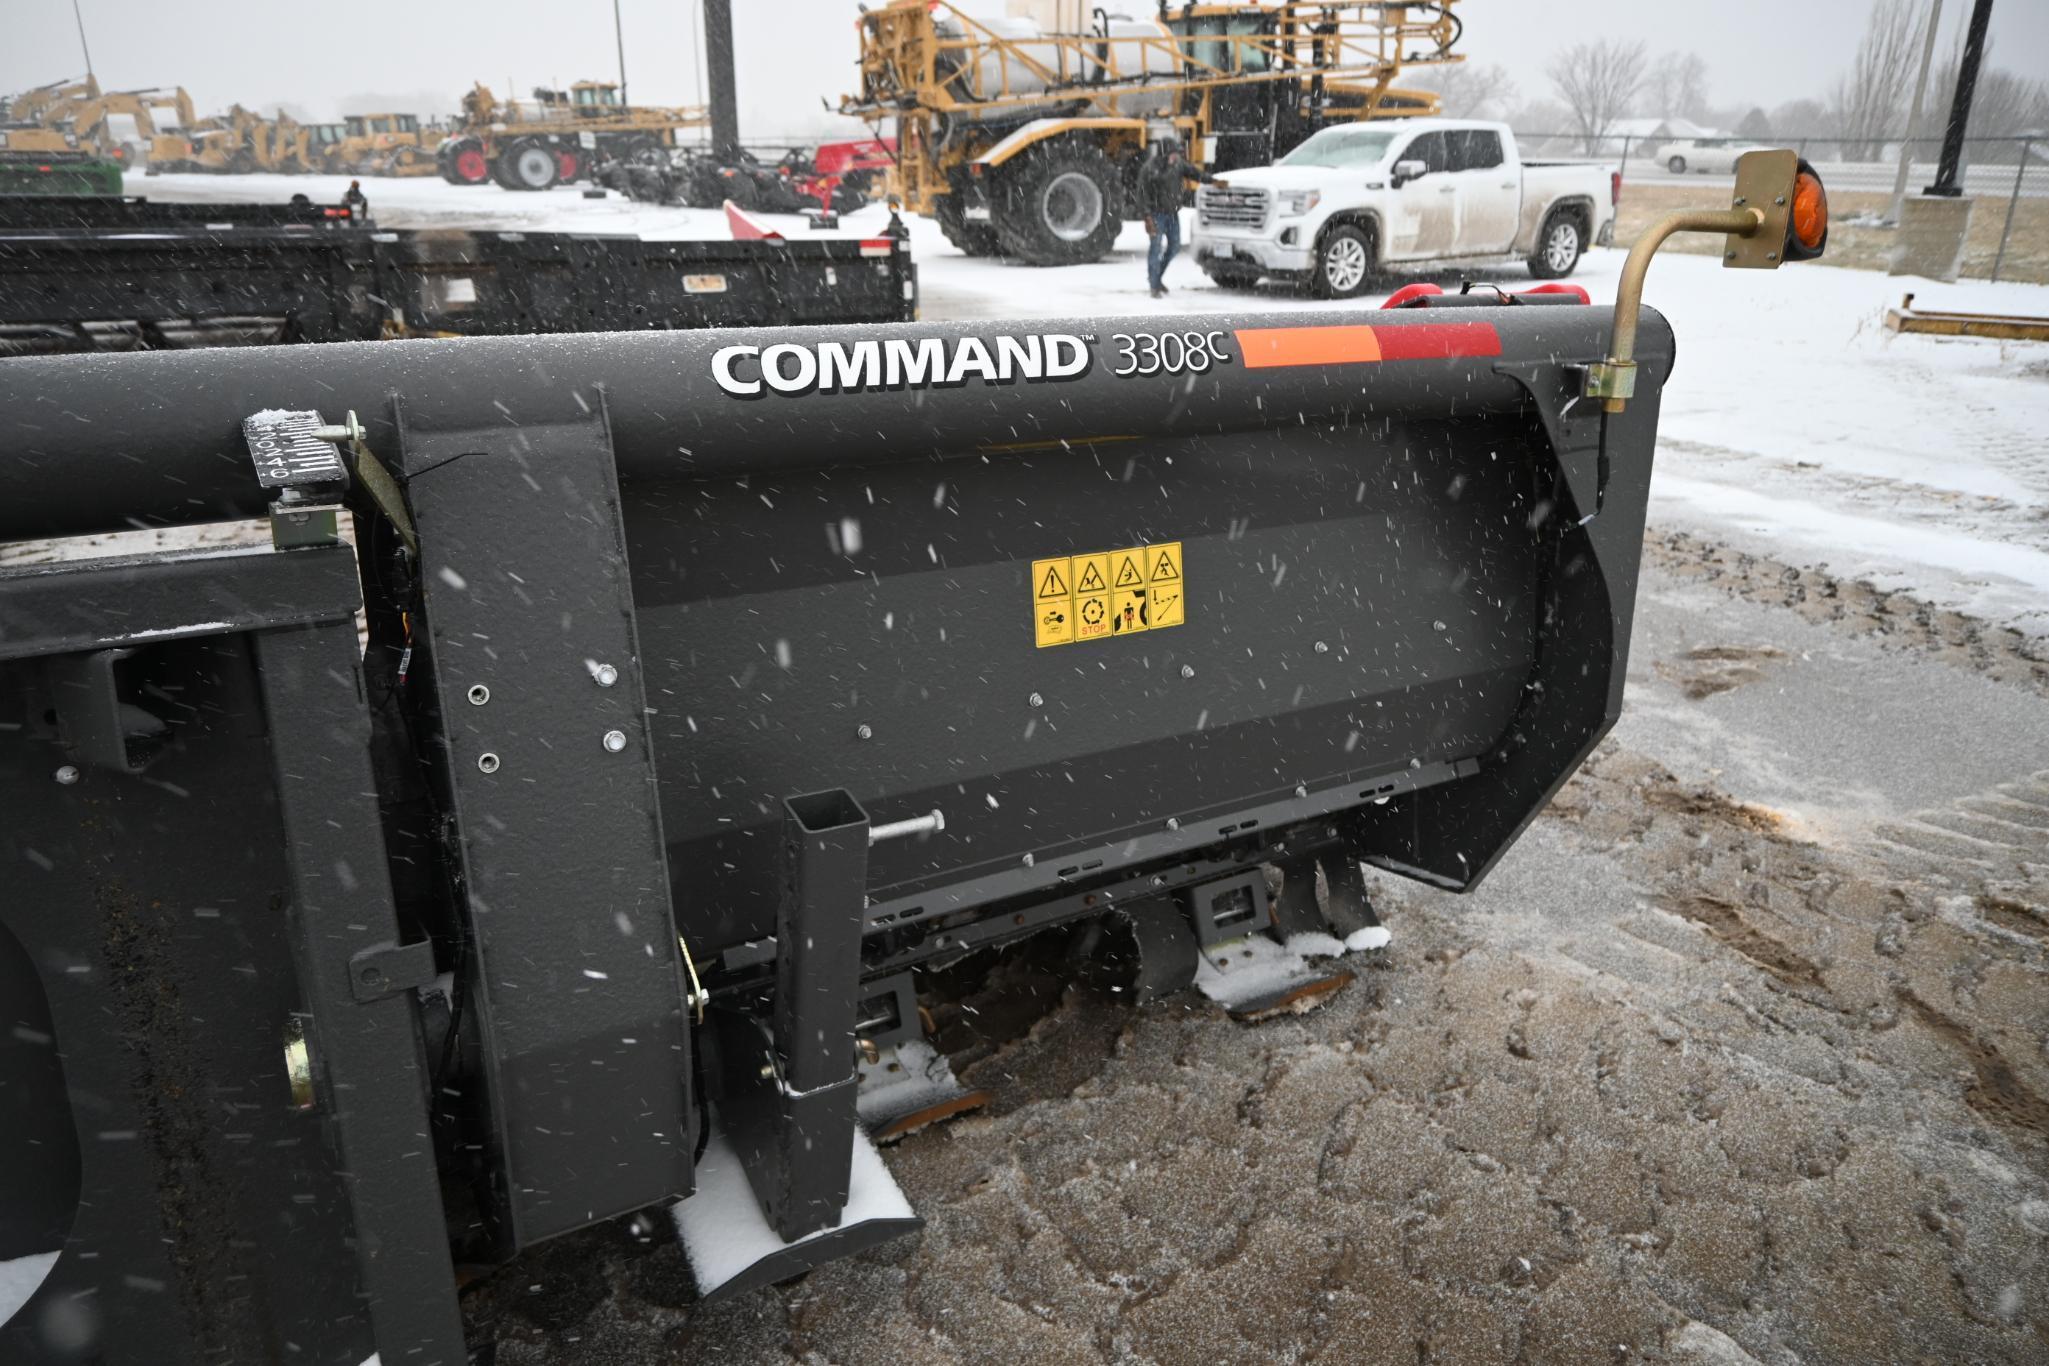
[1192,119,1619,298]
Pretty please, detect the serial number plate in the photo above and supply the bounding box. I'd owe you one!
[683,274,729,294]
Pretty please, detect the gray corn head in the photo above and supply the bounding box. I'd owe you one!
[0,298,1673,1361]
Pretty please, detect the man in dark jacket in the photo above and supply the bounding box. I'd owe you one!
[1139,136,1204,298]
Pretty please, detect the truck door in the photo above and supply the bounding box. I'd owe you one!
[1450,129,1518,254]
[1385,130,1455,261]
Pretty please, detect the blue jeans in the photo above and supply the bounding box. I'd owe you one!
[1146,211,1181,290]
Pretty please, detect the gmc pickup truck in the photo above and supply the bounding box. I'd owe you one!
[1193,119,1619,298]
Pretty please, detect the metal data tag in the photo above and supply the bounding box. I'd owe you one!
[242,410,347,490]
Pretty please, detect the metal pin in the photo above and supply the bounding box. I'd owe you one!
[870,809,945,844]
[602,729,628,753]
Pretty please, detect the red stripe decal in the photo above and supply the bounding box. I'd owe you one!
[1234,321,1501,369]
[1369,321,1503,361]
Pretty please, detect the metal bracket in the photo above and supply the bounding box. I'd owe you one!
[348,940,438,1004]
[1184,870,1268,949]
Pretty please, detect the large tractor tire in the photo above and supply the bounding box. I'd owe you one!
[494,139,559,192]
[992,144,1121,266]
[935,195,1001,257]
[554,147,585,184]
[441,140,491,186]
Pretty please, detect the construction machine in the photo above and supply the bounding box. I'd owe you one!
[317,112,444,177]
[840,0,1457,264]
[437,80,707,190]
[0,148,1834,1362]
[154,106,313,174]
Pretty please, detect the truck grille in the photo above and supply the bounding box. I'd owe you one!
[1198,185,1268,231]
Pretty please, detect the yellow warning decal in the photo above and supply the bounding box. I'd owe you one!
[1031,541,1185,648]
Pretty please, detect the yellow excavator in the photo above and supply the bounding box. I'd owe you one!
[840,0,1459,263]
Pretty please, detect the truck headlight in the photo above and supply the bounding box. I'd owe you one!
[1279,191,1320,217]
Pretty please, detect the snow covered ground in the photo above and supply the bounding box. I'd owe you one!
[128,168,2049,640]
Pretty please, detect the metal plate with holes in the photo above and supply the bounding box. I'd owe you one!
[1725,149,1800,270]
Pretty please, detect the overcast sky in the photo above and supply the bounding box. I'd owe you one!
[6,0,2046,136]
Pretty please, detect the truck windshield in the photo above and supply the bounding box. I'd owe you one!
[1278,128,1395,169]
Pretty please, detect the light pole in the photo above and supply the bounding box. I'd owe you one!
[1924,0,1993,197]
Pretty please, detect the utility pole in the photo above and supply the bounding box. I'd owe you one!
[1924,0,1993,196]
[613,0,629,104]
[703,0,740,161]
[1888,0,1943,224]
[70,0,95,80]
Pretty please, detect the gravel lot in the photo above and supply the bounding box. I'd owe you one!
[462,539,2049,1365]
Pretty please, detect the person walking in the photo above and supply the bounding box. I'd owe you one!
[1139,136,1204,298]
[342,179,370,221]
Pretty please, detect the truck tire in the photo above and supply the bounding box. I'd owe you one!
[936,196,1001,257]
[495,139,559,192]
[1312,223,1375,299]
[993,145,1121,266]
[555,148,584,183]
[1527,209,1584,278]
[1666,155,1687,174]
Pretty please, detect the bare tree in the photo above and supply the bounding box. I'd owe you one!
[1829,0,1924,160]
[1413,62,1520,122]
[1645,52,1711,123]
[1546,39,1649,154]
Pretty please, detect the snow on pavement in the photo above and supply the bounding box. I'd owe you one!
[130,170,2049,638]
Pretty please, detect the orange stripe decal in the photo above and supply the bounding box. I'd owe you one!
[1234,325,1382,368]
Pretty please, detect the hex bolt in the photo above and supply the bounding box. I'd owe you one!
[1165,817,1181,831]
[467,684,490,706]
[1028,692,1043,708]
[1774,195,1786,206]
[1179,664,1195,679]
[54,765,79,786]
[856,723,874,741]
[1766,251,1779,261]
[1733,195,1746,206]
[1296,784,1309,798]
[1314,641,1329,654]
[589,661,619,688]
[476,752,501,774]
[1021,853,1035,867]
[602,729,628,753]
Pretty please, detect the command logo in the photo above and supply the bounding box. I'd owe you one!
[712,333,1092,399]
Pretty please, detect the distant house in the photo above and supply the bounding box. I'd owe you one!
[1606,117,1725,156]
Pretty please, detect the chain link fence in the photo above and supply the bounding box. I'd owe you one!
[1515,133,2047,283]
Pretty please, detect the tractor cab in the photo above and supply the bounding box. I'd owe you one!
[572,82,623,109]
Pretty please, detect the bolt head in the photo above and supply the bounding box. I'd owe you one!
[1166,816,1180,831]
[467,684,490,706]
[856,723,874,741]
[603,729,628,753]
[593,662,619,688]
[1179,664,1195,679]
[1028,692,1043,708]
[54,765,80,786]
[1314,641,1329,654]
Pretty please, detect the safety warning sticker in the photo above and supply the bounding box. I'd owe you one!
[1031,541,1183,648]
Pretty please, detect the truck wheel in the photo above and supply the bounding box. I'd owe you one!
[496,140,559,191]
[994,145,1121,266]
[1666,155,1687,174]
[556,148,584,183]
[1313,224,1375,299]
[1527,210,1584,278]
[936,197,1001,257]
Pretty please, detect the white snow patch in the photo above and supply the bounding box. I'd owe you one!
[0,1250,58,1324]
[1346,925,1393,952]
[671,1126,913,1298]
